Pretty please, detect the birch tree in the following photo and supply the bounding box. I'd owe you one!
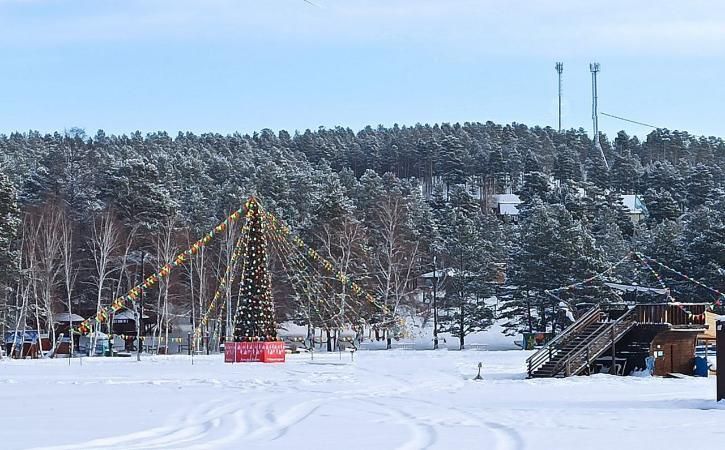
[371,192,419,349]
[59,208,77,356]
[155,217,177,353]
[319,214,368,350]
[89,210,119,355]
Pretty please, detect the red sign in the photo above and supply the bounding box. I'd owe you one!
[224,341,285,363]
[261,341,285,363]
[224,342,236,363]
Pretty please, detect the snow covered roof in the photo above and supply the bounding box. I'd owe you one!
[54,313,85,323]
[492,193,522,204]
[604,282,668,295]
[420,269,454,279]
[83,331,109,339]
[620,194,646,215]
[491,194,522,215]
[112,310,150,321]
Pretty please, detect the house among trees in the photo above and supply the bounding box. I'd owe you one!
[491,192,646,223]
[491,194,523,218]
[620,194,647,223]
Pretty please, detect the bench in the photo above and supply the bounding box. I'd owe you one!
[391,342,415,350]
[337,337,357,352]
[283,335,308,353]
[466,343,488,351]
[358,341,377,351]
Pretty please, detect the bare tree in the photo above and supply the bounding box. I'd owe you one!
[27,206,63,350]
[184,230,210,353]
[9,222,32,358]
[59,209,77,358]
[89,210,119,355]
[372,194,420,349]
[319,214,368,350]
[154,217,177,354]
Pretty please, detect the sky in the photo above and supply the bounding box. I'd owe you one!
[1,0,725,139]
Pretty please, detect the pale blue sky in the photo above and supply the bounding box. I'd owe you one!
[1,0,724,139]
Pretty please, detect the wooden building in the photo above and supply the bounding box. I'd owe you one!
[527,302,709,378]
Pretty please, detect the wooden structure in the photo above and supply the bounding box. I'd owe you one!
[527,303,708,378]
[718,319,724,401]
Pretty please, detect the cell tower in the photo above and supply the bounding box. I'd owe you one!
[589,62,609,169]
[555,62,563,132]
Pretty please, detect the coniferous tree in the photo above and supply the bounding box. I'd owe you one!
[685,164,715,208]
[678,204,725,301]
[0,172,20,286]
[610,152,641,194]
[437,186,503,349]
[101,158,177,235]
[519,171,550,203]
[643,189,681,224]
[232,198,278,341]
[504,198,606,333]
[553,146,581,184]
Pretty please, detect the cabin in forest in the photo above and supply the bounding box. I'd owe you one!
[620,194,647,223]
[491,193,523,219]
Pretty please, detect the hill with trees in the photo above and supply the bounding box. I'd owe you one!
[0,122,722,347]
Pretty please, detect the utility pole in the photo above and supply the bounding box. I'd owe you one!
[432,255,439,350]
[590,62,609,169]
[555,62,563,132]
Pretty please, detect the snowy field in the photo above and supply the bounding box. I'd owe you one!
[1,350,724,450]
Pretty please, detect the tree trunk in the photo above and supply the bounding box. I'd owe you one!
[459,304,466,350]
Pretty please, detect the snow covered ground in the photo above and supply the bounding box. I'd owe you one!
[1,350,723,450]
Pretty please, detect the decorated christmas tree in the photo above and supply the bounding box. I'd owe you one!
[233,197,278,342]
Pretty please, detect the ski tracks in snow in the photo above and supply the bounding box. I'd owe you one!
[31,395,327,450]
[29,358,525,450]
[352,362,525,450]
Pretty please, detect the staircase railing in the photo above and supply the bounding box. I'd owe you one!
[526,305,602,377]
[556,307,638,377]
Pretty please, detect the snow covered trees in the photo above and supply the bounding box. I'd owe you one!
[435,186,504,349]
[0,172,20,336]
[0,172,20,287]
[0,120,723,345]
[503,198,606,333]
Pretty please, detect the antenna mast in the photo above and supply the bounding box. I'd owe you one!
[555,62,563,132]
[589,62,609,169]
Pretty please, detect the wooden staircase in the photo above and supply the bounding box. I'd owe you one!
[526,306,638,378]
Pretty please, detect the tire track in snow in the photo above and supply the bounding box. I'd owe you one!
[387,395,525,450]
[480,421,525,450]
[361,398,438,450]
[31,398,248,450]
[355,361,525,450]
[243,398,324,442]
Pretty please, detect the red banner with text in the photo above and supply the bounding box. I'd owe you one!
[224,342,285,363]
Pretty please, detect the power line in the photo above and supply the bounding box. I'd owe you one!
[600,112,659,129]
